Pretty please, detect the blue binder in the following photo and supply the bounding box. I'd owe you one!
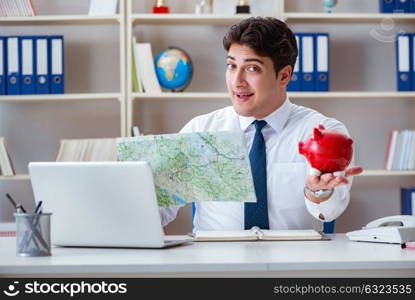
[300,33,315,92]
[49,36,64,94]
[287,34,301,92]
[20,36,36,95]
[379,0,395,13]
[396,33,412,91]
[400,187,415,215]
[412,33,415,91]
[394,0,410,12]
[35,36,50,94]
[314,33,330,92]
[0,37,6,95]
[6,37,20,95]
[411,0,415,12]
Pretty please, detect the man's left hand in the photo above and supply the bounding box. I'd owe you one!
[305,166,363,204]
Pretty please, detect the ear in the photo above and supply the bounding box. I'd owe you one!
[277,65,292,88]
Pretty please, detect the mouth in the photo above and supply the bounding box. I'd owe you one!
[234,92,254,102]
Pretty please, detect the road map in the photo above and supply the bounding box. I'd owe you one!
[117,131,256,207]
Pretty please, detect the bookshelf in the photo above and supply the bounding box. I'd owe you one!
[0,15,122,25]
[0,93,122,102]
[0,174,30,180]
[0,0,126,187]
[131,14,252,25]
[4,169,414,181]
[0,0,126,133]
[126,0,415,177]
[125,0,415,234]
[1,0,414,232]
[282,12,415,23]
[0,2,412,178]
[131,91,415,101]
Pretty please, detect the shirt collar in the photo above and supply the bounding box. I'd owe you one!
[237,96,293,133]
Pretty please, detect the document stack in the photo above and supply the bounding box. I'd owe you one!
[396,33,415,91]
[384,129,415,170]
[0,137,14,176]
[379,0,415,13]
[0,35,64,95]
[0,0,36,17]
[287,33,330,92]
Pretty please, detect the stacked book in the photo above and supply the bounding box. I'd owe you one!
[0,0,36,17]
[56,138,117,161]
[385,130,415,170]
[131,36,162,93]
[88,0,118,16]
[0,137,14,176]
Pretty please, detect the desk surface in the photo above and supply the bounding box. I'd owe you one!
[1,234,414,277]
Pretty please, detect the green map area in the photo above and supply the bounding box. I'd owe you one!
[117,131,256,207]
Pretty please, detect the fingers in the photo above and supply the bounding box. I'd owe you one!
[306,173,349,190]
[320,173,334,185]
[345,166,364,177]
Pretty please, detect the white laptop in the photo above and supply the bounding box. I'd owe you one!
[28,161,194,248]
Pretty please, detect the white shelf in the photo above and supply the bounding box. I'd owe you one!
[360,170,415,176]
[1,170,415,181]
[0,15,121,25]
[131,13,252,25]
[0,174,30,180]
[288,91,415,99]
[131,91,415,101]
[283,13,415,23]
[132,92,229,101]
[0,93,122,102]
[128,13,415,25]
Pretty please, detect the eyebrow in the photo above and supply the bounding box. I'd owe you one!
[226,55,264,65]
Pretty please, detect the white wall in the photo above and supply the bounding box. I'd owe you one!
[1,0,414,234]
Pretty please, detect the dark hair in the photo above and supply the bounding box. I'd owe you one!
[223,17,298,74]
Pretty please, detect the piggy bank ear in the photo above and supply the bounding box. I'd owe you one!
[318,124,325,130]
[298,142,304,154]
[313,128,323,140]
[348,138,353,145]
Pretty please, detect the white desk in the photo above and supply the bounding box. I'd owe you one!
[1,235,414,278]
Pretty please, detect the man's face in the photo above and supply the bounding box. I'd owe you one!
[226,43,287,119]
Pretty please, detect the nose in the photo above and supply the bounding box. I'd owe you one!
[232,69,247,88]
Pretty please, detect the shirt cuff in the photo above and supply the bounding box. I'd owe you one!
[304,185,350,222]
[159,205,182,227]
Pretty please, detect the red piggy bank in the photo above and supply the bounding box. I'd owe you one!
[298,124,353,176]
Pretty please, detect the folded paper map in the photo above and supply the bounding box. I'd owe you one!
[116,131,256,207]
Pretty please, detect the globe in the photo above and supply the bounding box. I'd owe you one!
[154,47,193,92]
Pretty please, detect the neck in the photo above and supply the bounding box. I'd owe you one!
[254,90,287,119]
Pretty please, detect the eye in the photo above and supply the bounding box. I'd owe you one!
[226,63,236,70]
[247,65,260,72]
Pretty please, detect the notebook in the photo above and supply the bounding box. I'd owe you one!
[194,226,325,241]
[28,161,193,248]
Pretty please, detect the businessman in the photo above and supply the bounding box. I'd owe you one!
[160,17,363,231]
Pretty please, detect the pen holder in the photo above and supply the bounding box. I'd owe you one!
[14,212,52,257]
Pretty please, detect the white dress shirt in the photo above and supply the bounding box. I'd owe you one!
[160,98,354,231]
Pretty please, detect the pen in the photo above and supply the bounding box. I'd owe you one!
[6,193,26,213]
[34,201,43,214]
[23,201,48,253]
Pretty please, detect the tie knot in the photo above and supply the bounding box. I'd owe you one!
[253,120,267,131]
